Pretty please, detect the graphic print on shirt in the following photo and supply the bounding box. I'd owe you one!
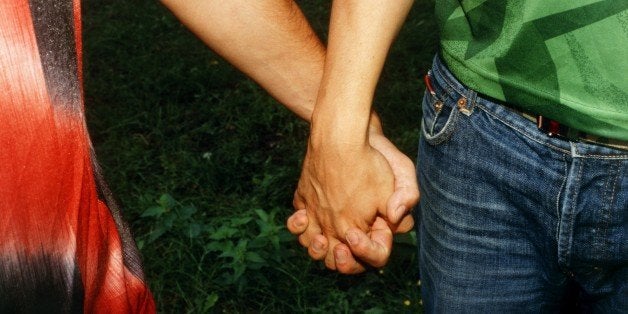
[437,0,628,139]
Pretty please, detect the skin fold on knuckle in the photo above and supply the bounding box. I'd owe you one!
[308,247,325,261]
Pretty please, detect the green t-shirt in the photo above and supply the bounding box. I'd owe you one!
[437,0,628,140]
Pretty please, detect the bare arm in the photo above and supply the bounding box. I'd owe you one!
[160,0,323,120]
[160,0,418,273]
[311,0,413,146]
[294,0,414,273]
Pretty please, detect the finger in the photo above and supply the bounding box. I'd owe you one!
[292,189,306,211]
[324,237,341,270]
[386,182,419,224]
[392,214,414,234]
[345,217,393,268]
[333,243,367,274]
[286,209,308,235]
[297,208,323,250]
[297,220,322,247]
[370,136,419,224]
[307,234,328,261]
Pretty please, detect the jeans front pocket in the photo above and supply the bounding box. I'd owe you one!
[420,80,460,145]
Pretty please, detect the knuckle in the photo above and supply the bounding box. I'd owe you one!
[405,189,420,205]
[410,193,420,204]
[308,246,326,261]
[287,219,302,234]
[286,223,298,234]
[352,243,369,257]
[308,248,324,261]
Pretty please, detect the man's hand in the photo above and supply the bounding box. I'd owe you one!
[292,135,394,271]
[287,0,415,274]
[287,126,417,274]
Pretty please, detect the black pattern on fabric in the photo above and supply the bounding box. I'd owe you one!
[0,254,84,313]
[28,0,81,112]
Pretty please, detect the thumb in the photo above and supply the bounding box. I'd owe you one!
[386,184,419,224]
[369,133,419,224]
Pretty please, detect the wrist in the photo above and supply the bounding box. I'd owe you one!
[310,115,369,152]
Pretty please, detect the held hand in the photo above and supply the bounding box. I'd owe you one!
[288,210,397,274]
[284,0,417,271]
[288,130,418,273]
[368,129,418,231]
[292,137,394,271]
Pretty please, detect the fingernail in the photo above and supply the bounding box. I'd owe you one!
[294,219,305,228]
[335,250,348,264]
[312,241,323,252]
[346,231,359,246]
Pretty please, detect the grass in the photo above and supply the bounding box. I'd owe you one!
[83,1,438,312]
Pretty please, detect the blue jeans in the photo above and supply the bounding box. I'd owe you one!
[416,55,627,313]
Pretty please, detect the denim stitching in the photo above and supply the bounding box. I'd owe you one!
[556,154,569,248]
[432,56,628,160]
[422,106,460,145]
[422,71,462,145]
[601,162,620,260]
[564,159,584,269]
[429,110,439,135]
[467,89,478,113]
[475,103,570,154]
[569,152,628,160]
[472,102,627,159]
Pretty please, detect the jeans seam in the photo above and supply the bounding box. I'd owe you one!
[475,103,571,154]
[559,159,584,270]
[570,152,628,160]
[556,155,569,249]
[601,162,620,259]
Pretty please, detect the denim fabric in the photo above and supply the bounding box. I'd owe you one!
[415,55,627,313]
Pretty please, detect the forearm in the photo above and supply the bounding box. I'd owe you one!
[311,0,413,148]
[160,0,324,120]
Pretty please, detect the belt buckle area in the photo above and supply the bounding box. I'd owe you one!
[536,116,628,151]
[536,116,574,140]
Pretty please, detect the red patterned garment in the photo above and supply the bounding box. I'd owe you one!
[0,1,155,312]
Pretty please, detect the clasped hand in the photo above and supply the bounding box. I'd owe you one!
[289,128,418,274]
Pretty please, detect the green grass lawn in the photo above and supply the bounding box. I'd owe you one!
[83,1,438,312]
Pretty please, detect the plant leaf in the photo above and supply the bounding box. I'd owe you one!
[158,193,176,209]
[209,226,239,240]
[187,223,201,238]
[141,206,165,218]
[179,205,197,220]
[245,252,265,264]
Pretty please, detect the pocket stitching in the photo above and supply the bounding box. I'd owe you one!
[422,101,460,145]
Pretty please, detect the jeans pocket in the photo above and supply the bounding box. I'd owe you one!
[420,87,460,145]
